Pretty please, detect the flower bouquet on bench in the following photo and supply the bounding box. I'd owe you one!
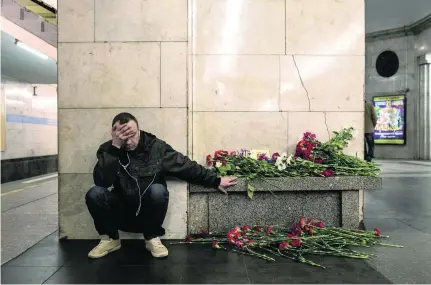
[204,127,380,198]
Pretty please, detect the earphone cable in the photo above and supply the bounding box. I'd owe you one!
[119,152,156,216]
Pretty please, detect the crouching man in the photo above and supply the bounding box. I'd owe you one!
[86,112,236,259]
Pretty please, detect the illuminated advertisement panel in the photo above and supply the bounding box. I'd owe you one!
[372,95,406,145]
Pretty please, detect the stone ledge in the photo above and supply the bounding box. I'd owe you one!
[190,176,382,193]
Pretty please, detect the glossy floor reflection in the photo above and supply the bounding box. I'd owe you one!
[1,233,390,284]
[1,173,58,264]
[1,160,431,284]
[363,160,431,284]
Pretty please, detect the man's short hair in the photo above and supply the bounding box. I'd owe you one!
[112,112,139,127]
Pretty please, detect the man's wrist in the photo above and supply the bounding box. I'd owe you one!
[112,141,122,149]
[215,177,221,188]
[108,143,122,157]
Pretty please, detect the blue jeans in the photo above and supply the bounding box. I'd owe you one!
[85,184,169,240]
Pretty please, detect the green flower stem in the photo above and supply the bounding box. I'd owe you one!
[245,248,275,261]
[316,240,370,259]
[171,219,402,268]
[298,257,326,269]
[316,228,380,242]
[295,245,369,259]
[264,247,325,269]
[310,239,370,257]
[326,227,388,238]
[169,241,216,245]
[232,249,273,261]
[376,242,403,248]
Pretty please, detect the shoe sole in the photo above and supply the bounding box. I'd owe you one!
[145,246,168,258]
[88,244,121,259]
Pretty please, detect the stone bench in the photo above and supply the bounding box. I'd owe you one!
[188,177,382,234]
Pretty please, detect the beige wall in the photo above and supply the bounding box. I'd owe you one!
[58,0,365,239]
[1,79,57,160]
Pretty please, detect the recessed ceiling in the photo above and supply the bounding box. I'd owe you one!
[14,0,57,25]
[366,0,431,33]
[1,31,57,84]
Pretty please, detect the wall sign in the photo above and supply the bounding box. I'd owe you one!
[250,149,270,160]
[372,95,406,145]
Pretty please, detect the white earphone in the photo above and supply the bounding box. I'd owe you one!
[119,152,156,216]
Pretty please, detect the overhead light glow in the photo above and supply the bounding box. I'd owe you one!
[15,40,49,60]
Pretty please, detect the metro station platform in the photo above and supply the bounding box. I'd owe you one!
[1,160,431,284]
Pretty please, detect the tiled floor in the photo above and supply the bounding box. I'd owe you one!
[1,160,431,284]
[1,174,58,264]
[1,232,391,284]
[362,160,431,284]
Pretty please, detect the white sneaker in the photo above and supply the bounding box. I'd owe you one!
[88,235,121,259]
[145,237,168,258]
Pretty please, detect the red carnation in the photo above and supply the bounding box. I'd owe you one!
[286,233,294,238]
[292,226,302,237]
[315,221,324,228]
[303,132,316,140]
[290,239,301,247]
[185,236,193,243]
[374,227,381,237]
[214,150,228,159]
[271,152,280,161]
[253,225,262,232]
[315,158,324,164]
[299,217,306,229]
[279,241,289,251]
[212,241,220,249]
[227,230,239,240]
[322,169,335,177]
[258,153,267,161]
[308,226,313,235]
[206,155,212,166]
[222,160,227,166]
[302,132,316,141]
[266,226,273,236]
[243,225,251,232]
[295,139,316,161]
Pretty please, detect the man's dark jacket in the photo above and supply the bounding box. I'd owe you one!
[93,130,220,207]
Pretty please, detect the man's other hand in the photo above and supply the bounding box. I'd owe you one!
[218,176,237,195]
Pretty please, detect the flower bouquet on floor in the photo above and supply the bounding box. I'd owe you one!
[172,217,402,269]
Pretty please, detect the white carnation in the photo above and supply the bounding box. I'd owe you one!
[286,154,293,165]
[277,163,287,171]
[275,156,284,166]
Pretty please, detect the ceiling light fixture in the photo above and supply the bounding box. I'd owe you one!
[15,39,49,60]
